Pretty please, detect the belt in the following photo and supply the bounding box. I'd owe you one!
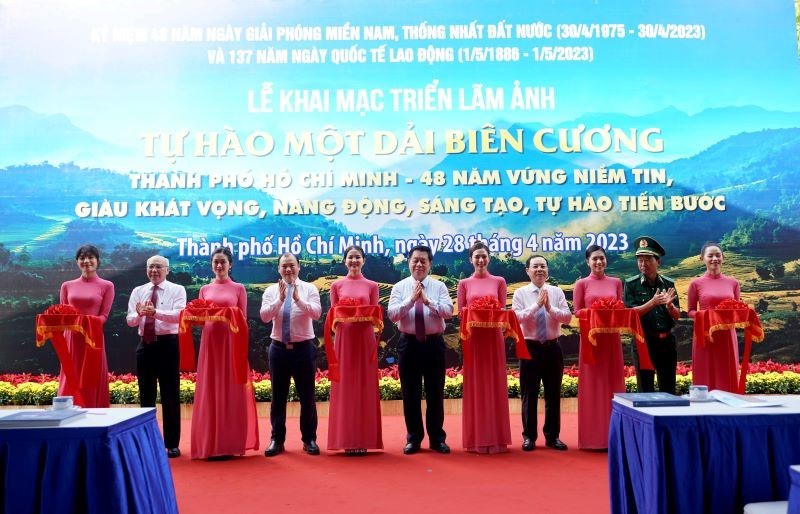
[271,338,313,350]
[527,338,559,346]
[142,333,178,345]
[401,332,443,342]
[647,332,672,340]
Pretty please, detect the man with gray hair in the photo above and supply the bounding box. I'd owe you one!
[126,255,186,458]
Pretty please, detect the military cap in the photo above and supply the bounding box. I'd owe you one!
[633,236,665,257]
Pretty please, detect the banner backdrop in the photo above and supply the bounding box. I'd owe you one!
[1,0,799,373]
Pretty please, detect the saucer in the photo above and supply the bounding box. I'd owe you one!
[681,394,715,403]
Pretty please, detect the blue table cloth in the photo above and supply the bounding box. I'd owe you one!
[609,397,800,514]
[0,408,178,514]
[789,465,800,514]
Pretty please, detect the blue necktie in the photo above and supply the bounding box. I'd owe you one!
[281,284,293,343]
[536,289,547,341]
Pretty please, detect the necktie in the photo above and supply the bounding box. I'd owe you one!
[281,284,293,343]
[536,289,547,341]
[143,286,158,342]
[414,282,426,341]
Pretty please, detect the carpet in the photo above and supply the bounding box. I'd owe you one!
[167,411,609,514]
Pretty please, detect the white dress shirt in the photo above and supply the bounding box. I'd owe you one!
[260,279,322,343]
[388,275,453,335]
[126,279,187,336]
[512,282,572,340]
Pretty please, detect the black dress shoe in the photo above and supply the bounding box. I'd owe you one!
[522,437,535,452]
[430,441,450,454]
[303,440,320,455]
[264,440,284,457]
[545,438,568,451]
[403,442,420,455]
[167,448,181,458]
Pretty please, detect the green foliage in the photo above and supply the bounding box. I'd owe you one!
[378,376,403,400]
[675,375,692,396]
[0,382,14,405]
[109,380,139,404]
[723,215,800,250]
[315,378,330,401]
[8,381,58,405]
[253,380,272,402]
[179,379,195,404]
[745,371,800,394]
[444,375,463,399]
[561,376,578,397]
[6,371,800,406]
[507,375,520,398]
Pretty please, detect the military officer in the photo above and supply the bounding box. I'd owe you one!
[623,236,681,394]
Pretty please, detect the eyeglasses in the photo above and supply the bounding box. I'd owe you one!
[147,264,165,270]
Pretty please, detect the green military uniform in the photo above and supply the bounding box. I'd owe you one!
[623,236,680,394]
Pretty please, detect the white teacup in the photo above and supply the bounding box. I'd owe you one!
[689,385,709,401]
[52,395,74,410]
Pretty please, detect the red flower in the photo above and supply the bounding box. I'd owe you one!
[43,304,80,315]
[590,297,625,310]
[108,373,138,384]
[187,299,219,309]
[336,297,362,307]
[715,299,749,310]
[469,296,502,310]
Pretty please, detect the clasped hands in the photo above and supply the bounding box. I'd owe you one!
[537,288,551,311]
[278,279,300,303]
[412,281,429,305]
[651,287,676,308]
[136,300,156,317]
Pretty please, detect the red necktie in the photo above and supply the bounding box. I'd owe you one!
[143,286,158,342]
[415,284,426,341]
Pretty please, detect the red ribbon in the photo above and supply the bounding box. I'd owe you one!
[35,313,105,406]
[577,308,652,370]
[178,306,250,385]
[458,308,531,369]
[693,307,764,393]
[323,305,384,382]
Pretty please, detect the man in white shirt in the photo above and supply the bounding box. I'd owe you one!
[511,255,572,452]
[388,244,454,455]
[260,252,322,456]
[126,255,187,458]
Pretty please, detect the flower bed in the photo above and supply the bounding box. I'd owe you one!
[2,360,800,406]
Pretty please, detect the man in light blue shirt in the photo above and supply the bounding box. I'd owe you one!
[512,255,572,452]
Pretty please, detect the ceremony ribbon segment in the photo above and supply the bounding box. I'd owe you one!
[458,308,531,369]
[578,308,653,370]
[35,313,105,406]
[178,306,250,385]
[693,307,764,393]
[323,304,384,382]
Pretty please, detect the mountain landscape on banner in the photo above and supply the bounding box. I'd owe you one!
[1,106,799,263]
[3,104,800,170]
[1,109,799,371]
